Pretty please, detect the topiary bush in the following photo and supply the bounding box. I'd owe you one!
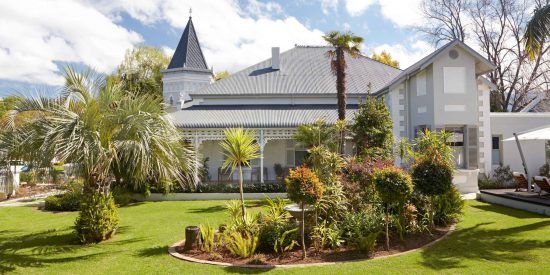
[372,166,413,250]
[75,192,119,244]
[412,159,454,196]
[285,165,324,259]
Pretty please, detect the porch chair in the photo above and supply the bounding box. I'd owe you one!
[532,176,550,197]
[512,172,529,192]
[218,167,233,183]
[250,167,268,182]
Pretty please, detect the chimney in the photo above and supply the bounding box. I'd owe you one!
[271,47,280,70]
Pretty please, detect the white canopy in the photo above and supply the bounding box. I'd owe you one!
[504,125,550,141]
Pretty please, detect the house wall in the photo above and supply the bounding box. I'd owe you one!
[490,113,550,179]
[409,66,435,134]
[162,70,212,109]
[198,139,286,182]
[432,46,479,126]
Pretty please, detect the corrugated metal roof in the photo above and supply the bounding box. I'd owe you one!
[167,17,209,70]
[190,46,401,96]
[170,105,359,128]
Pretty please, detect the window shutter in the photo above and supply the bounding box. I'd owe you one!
[467,126,478,169]
[285,140,295,167]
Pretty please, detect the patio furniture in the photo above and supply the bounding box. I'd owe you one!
[532,176,550,197]
[512,172,529,192]
[217,167,233,183]
[250,167,268,182]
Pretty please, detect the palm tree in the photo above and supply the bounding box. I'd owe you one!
[1,66,196,242]
[220,128,259,221]
[524,4,550,60]
[323,31,364,154]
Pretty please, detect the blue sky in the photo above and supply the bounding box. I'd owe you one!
[0,0,433,97]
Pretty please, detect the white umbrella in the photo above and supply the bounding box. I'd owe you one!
[504,124,550,192]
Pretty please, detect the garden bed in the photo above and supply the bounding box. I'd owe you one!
[170,225,453,268]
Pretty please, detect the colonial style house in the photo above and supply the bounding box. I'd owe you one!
[162,17,550,193]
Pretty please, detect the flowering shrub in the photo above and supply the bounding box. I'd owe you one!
[285,166,324,205]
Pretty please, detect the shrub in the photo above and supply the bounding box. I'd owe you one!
[412,159,453,196]
[493,165,514,186]
[44,179,83,211]
[432,186,464,226]
[285,165,324,259]
[258,222,298,254]
[350,97,394,160]
[340,207,384,245]
[285,166,324,206]
[356,232,379,255]
[373,166,413,204]
[373,166,413,250]
[311,221,342,249]
[20,171,33,184]
[111,185,134,206]
[478,174,505,190]
[224,230,259,258]
[226,200,259,234]
[341,157,392,209]
[200,223,216,253]
[44,194,80,211]
[74,192,119,244]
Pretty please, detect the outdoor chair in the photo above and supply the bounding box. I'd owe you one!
[217,167,233,183]
[250,167,268,182]
[512,172,529,192]
[532,176,550,197]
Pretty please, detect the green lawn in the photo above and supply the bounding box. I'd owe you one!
[0,200,549,274]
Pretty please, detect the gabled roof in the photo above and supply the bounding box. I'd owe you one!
[167,17,209,70]
[170,104,360,128]
[375,39,496,95]
[189,46,402,96]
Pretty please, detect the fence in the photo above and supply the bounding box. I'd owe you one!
[0,172,11,200]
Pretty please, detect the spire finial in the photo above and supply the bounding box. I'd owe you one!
[189,8,192,18]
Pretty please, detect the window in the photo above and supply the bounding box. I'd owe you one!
[443,67,466,94]
[416,71,426,96]
[492,136,501,165]
[446,127,466,168]
[285,140,308,167]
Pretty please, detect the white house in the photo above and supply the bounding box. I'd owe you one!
[162,16,550,192]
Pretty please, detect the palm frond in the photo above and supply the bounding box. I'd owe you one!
[524,5,550,60]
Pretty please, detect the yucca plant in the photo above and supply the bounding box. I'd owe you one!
[220,128,259,223]
[224,230,259,258]
[199,223,216,253]
[0,66,196,243]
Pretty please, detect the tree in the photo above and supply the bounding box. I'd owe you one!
[110,46,170,98]
[220,128,260,222]
[294,119,338,152]
[323,31,364,153]
[420,0,550,112]
[1,66,196,243]
[285,165,324,259]
[373,166,413,250]
[371,50,400,68]
[214,70,230,81]
[350,96,394,160]
[524,4,550,60]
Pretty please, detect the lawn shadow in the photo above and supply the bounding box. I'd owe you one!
[470,203,546,219]
[420,216,550,270]
[136,245,169,257]
[188,205,226,213]
[0,226,144,273]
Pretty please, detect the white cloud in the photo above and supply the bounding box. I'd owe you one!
[378,0,424,27]
[370,40,435,68]
[90,0,326,73]
[320,0,338,15]
[0,0,142,86]
[345,0,376,17]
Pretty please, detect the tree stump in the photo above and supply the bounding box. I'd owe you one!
[183,226,201,251]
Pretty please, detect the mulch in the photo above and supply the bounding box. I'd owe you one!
[176,225,451,266]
